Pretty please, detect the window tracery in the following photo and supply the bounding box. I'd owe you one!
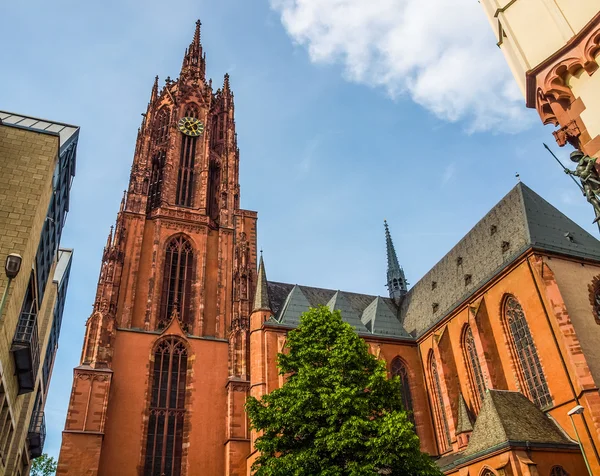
[147,151,165,212]
[462,325,486,411]
[390,357,415,426]
[159,236,194,331]
[144,337,188,476]
[550,466,569,476]
[154,109,170,145]
[207,159,220,222]
[176,105,199,207]
[504,295,551,408]
[428,352,451,452]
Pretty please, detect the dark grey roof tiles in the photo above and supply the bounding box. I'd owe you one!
[464,389,574,456]
[278,285,312,326]
[361,297,411,337]
[455,394,474,435]
[265,184,600,340]
[520,183,600,260]
[327,291,368,332]
[267,282,409,338]
[400,183,600,336]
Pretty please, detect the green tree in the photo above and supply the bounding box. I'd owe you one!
[246,306,442,476]
[30,453,57,476]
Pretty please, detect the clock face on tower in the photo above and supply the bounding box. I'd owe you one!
[178,116,204,137]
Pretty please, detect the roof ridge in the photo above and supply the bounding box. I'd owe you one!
[0,109,79,129]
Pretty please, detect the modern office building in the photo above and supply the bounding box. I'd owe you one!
[0,111,78,474]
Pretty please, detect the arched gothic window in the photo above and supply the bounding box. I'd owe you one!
[503,295,551,408]
[144,337,188,476]
[428,352,451,452]
[550,466,569,476]
[154,109,170,145]
[207,160,220,222]
[462,325,486,411]
[390,357,415,426]
[481,470,495,476]
[176,105,199,207]
[159,236,193,331]
[147,151,165,212]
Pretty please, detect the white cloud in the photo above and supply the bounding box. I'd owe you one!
[270,0,534,133]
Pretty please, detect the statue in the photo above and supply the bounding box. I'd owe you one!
[565,150,600,222]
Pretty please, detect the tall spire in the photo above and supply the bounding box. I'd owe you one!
[253,252,271,312]
[180,19,206,81]
[384,220,407,301]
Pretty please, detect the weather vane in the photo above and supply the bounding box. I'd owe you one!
[544,143,600,229]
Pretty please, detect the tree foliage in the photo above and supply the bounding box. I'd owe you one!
[246,306,442,476]
[31,453,58,476]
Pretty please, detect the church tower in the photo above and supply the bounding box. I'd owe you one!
[57,21,257,476]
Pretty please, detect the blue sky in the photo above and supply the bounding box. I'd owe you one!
[1,0,596,461]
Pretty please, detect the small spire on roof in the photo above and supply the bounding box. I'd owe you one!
[384,220,408,301]
[253,253,271,312]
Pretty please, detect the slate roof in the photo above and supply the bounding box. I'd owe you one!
[261,183,600,341]
[267,282,410,338]
[455,394,474,435]
[464,389,575,456]
[0,110,79,153]
[400,182,600,336]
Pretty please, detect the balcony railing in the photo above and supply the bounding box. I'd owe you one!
[11,311,40,394]
[27,411,46,458]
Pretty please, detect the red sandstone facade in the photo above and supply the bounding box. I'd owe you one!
[58,22,256,476]
[58,21,600,476]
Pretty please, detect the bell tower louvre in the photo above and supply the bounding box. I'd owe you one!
[57,20,257,476]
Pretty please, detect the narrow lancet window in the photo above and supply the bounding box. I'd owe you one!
[147,151,165,212]
[504,295,551,408]
[154,109,170,145]
[144,337,187,476]
[462,325,486,411]
[159,236,193,331]
[390,357,415,426]
[207,160,220,222]
[176,105,199,207]
[428,352,451,452]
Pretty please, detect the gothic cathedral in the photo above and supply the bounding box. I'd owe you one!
[58,21,257,475]
[59,20,600,476]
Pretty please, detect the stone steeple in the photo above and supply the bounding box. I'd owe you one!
[384,220,407,302]
[180,19,206,82]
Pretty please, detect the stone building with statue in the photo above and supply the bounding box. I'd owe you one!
[57,20,600,476]
[479,1,600,157]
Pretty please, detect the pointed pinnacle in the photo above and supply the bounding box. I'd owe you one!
[223,73,230,91]
[150,75,159,101]
[194,19,201,47]
[106,226,114,248]
[253,253,271,312]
